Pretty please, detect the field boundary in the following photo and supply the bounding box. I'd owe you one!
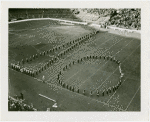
[89,23,141,33]
[8,18,87,25]
[107,26,141,33]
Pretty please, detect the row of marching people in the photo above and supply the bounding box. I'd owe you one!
[61,55,121,72]
[11,63,35,77]
[17,30,98,66]
[41,30,97,59]
[57,78,123,97]
[10,30,98,76]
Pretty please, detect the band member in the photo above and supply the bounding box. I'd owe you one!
[109,88,111,93]
[21,59,24,64]
[102,91,104,96]
[32,72,35,77]
[83,89,85,94]
[20,92,23,100]
[29,57,32,61]
[97,89,99,96]
[36,54,38,58]
[26,58,28,62]
[57,74,59,79]
[72,87,74,92]
[63,83,65,87]
[66,84,68,89]
[90,91,93,96]
[78,60,79,63]
[106,89,109,95]
[30,71,32,76]
[113,57,116,62]
[77,88,79,93]
[33,55,35,59]
[11,63,13,69]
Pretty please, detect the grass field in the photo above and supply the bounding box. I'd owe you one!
[9,19,141,111]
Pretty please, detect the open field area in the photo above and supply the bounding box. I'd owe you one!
[9,19,141,111]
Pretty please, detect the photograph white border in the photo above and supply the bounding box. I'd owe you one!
[1,1,150,121]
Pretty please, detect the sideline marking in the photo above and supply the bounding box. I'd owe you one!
[39,94,56,102]
[125,86,140,111]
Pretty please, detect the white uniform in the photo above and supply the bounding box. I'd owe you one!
[42,75,45,81]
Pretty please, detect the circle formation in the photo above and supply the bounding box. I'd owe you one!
[57,55,124,97]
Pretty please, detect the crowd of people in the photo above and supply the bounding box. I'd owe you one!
[9,8,141,30]
[8,96,37,111]
[79,8,141,30]
[108,9,141,30]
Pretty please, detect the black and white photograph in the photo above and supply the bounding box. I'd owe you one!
[1,1,149,121]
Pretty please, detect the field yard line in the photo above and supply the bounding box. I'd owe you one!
[39,94,56,102]
[125,86,140,111]
[93,39,135,93]
[9,32,21,36]
[99,70,121,77]
[106,77,128,103]
[31,45,41,53]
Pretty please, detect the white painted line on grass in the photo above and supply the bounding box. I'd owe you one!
[125,86,140,111]
[93,39,136,93]
[39,94,56,102]
[79,38,125,88]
